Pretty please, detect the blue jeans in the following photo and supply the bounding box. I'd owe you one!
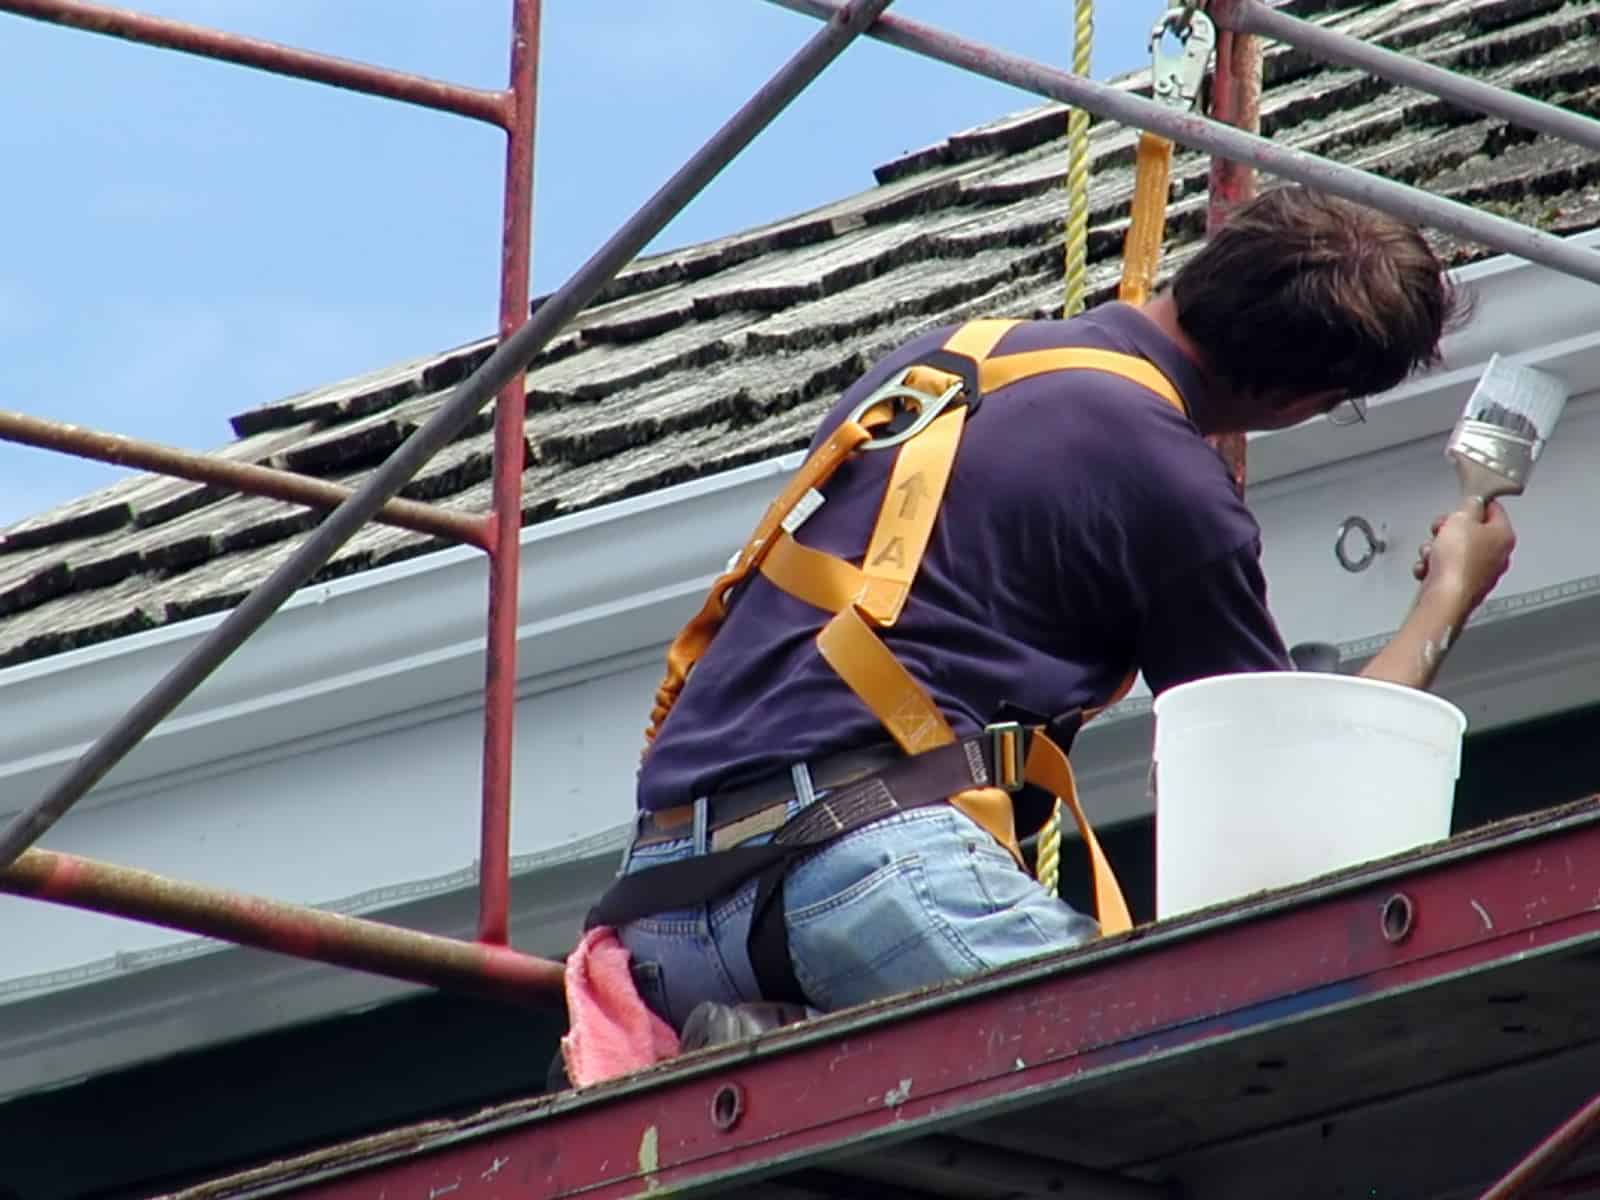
[616,774,1099,1029]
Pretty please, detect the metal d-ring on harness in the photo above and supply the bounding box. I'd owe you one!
[845,347,981,452]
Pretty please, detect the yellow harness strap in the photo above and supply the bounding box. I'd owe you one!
[857,405,967,625]
[1119,132,1175,307]
[1025,732,1134,932]
[645,417,880,747]
[981,347,1183,411]
[646,319,1188,938]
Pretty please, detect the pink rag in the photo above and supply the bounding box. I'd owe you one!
[560,926,680,1086]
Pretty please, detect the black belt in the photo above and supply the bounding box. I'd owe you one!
[633,744,904,852]
[590,724,1031,1006]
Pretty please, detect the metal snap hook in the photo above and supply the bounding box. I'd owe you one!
[1150,7,1215,111]
[1334,515,1387,573]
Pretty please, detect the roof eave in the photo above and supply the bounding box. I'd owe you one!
[1,230,1597,818]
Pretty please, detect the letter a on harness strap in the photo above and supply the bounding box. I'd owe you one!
[640,318,1193,957]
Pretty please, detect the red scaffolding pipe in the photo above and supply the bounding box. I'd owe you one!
[0,848,564,1005]
[0,0,511,127]
[478,0,540,947]
[0,409,490,549]
[1480,1091,1600,1200]
[1204,0,1260,496]
[0,0,544,946]
[0,0,897,943]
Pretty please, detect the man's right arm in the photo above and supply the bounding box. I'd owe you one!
[1359,501,1517,691]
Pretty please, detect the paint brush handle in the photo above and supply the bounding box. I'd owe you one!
[1452,455,1520,516]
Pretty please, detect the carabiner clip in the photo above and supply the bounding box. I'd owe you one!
[848,369,968,452]
[1150,6,1215,113]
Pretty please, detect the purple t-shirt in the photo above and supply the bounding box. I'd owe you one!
[637,304,1291,811]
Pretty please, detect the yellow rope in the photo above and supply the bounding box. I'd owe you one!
[1060,0,1094,319]
[1041,0,1094,898]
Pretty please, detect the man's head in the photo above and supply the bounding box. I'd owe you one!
[1170,186,1461,430]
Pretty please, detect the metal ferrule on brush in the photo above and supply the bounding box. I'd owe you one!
[1446,417,1542,491]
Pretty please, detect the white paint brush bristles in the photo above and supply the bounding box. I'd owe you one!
[1446,354,1570,503]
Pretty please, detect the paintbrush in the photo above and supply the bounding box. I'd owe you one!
[1445,353,1570,513]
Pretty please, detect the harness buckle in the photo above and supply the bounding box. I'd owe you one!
[986,721,1026,793]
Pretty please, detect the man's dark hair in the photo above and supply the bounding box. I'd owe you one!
[1171,186,1461,405]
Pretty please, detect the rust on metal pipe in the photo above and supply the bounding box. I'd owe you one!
[1220,0,1600,155]
[1203,0,1260,497]
[760,1,1600,286]
[0,410,491,550]
[477,0,540,947]
[0,0,899,874]
[0,0,511,127]
[1204,0,1263,228]
[1479,1091,1600,1200]
[0,847,564,1005]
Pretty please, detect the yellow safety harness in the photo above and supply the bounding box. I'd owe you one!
[639,320,1190,945]
[596,7,1220,999]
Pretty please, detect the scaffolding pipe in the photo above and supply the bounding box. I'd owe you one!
[1219,0,1600,155]
[477,0,541,948]
[1479,1090,1600,1200]
[0,0,897,873]
[0,848,564,1005]
[764,0,1600,288]
[0,410,490,549]
[0,0,511,127]
[1206,0,1262,497]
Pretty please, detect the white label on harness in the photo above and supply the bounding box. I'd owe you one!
[781,488,826,534]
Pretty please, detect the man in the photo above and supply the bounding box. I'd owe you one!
[604,187,1516,1036]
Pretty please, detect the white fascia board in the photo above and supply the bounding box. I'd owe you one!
[1,231,1598,818]
[0,453,800,816]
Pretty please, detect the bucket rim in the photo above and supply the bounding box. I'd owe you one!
[1152,671,1467,734]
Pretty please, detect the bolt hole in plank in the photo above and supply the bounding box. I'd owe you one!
[1380,893,1415,943]
[710,1083,744,1132]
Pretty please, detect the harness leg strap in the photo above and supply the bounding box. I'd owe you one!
[748,867,806,1005]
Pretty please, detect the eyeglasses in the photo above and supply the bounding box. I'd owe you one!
[1326,396,1368,427]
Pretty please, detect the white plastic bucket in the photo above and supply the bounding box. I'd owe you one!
[1150,673,1466,919]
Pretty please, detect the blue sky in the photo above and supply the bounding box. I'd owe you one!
[0,2,1161,524]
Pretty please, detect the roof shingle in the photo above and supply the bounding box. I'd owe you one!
[3,0,1598,669]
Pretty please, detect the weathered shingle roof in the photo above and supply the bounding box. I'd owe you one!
[3,0,1598,668]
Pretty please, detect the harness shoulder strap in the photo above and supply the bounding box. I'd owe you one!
[640,321,1178,968]
[980,347,1187,415]
[643,416,879,748]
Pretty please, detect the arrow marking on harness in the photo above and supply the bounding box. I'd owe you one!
[894,472,929,520]
[871,536,906,569]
